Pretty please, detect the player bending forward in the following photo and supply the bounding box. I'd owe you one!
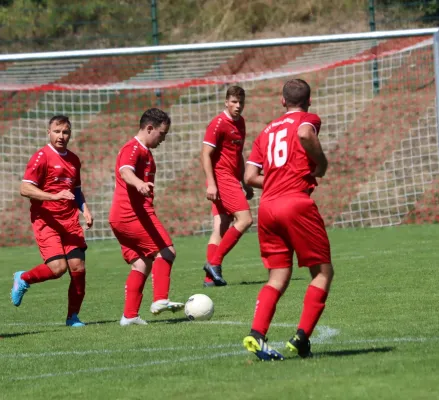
[109,108,184,326]
[242,79,334,360]
[201,86,253,287]
[11,115,93,327]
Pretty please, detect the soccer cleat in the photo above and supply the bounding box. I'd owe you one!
[150,299,185,315]
[286,329,313,358]
[243,335,285,361]
[203,262,227,286]
[120,315,148,326]
[66,313,86,327]
[10,271,30,307]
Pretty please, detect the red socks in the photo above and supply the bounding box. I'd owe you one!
[67,270,86,318]
[209,226,242,266]
[124,270,147,318]
[251,285,282,337]
[21,264,56,284]
[204,244,218,283]
[151,257,173,302]
[298,285,328,337]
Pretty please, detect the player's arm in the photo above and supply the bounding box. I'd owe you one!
[74,187,93,229]
[244,163,263,189]
[298,125,328,178]
[120,167,154,197]
[20,182,75,201]
[240,154,254,200]
[201,143,218,201]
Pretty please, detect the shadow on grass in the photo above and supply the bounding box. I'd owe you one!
[85,320,119,325]
[316,346,394,358]
[0,331,45,339]
[148,317,189,324]
[236,277,304,286]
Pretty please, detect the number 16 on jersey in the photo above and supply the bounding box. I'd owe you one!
[267,128,288,168]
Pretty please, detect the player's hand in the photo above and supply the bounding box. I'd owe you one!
[52,190,75,201]
[243,184,254,200]
[83,209,94,230]
[137,182,154,197]
[206,184,218,201]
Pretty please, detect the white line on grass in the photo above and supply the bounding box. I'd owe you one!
[0,325,337,360]
[7,335,439,382]
[9,350,248,381]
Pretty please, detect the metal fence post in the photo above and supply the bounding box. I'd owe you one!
[369,0,380,95]
[151,0,162,105]
[433,30,439,161]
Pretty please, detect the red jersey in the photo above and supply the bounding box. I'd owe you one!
[109,137,156,222]
[247,111,321,202]
[22,143,81,221]
[203,111,246,180]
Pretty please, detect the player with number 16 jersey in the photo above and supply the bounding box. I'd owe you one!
[242,79,334,361]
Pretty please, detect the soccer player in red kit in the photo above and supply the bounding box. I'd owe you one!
[242,79,334,360]
[11,115,94,327]
[109,108,184,326]
[201,86,254,287]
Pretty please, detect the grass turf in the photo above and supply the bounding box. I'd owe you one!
[0,224,438,399]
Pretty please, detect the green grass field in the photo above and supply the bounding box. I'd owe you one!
[1,225,438,400]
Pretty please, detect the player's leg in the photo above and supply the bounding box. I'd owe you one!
[11,221,66,306]
[150,245,184,315]
[243,267,291,361]
[203,212,231,287]
[65,248,87,327]
[287,262,334,356]
[110,220,151,326]
[121,256,152,326]
[206,182,252,285]
[209,209,252,266]
[285,194,333,358]
[243,204,288,361]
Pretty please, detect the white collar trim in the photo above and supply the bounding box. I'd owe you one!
[47,143,67,156]
[134,136,149,151]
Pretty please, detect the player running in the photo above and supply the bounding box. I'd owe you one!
[201,86,253,287]
[109,108,184,326]
[242,79,334,360]
[11,115,93,327]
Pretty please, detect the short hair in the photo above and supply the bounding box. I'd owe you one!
[282,79,311,108]
[226,85,245,100]
[48,115,71,130]
[139,108,171,130]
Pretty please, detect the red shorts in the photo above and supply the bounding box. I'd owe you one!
[110,212,173,264]
[258,192,331,269]
[211,178,250,216]
[32,217,87,262]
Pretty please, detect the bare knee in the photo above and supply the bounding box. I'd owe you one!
[68,259,85,274]
[267,267,292,294]
[46,258,68,278]
[310,263,334,291]
[234,210,253,232]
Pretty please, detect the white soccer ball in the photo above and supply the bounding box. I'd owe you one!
[184,294,214,321]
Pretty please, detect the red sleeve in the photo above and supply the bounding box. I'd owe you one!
[75,160,82,188]
[22,151,47,187]
[247,134,264,168]
[299,114,321,135]
[118,144,140,172]
[203,117,224,148]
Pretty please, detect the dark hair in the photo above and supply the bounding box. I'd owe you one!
[226,85,245,100]
[139,108,171,130]
[282,79,311,109]
[48,115,71,130]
